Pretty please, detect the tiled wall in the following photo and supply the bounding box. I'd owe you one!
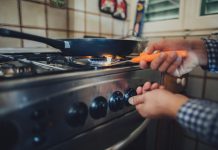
[146,35,218,150]
[0,0,131,48]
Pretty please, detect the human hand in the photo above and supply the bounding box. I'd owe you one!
[129,82,188,118]
[140,39,208,77]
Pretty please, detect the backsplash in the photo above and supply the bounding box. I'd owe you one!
[0,0,131,48]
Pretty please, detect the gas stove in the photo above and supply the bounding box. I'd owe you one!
[0,48,137,80]
[0,48,184,150]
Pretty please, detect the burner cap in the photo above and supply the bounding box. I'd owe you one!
[88,57,113,67]
[1,64,16,77]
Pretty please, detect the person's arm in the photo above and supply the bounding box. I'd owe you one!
[139,39,218,76]
[129,82,218,146]
[177,99,218,146]
[202,39,218,72]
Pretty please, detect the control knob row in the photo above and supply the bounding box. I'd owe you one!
[66,88,137,127]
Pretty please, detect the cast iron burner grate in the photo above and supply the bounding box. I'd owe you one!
[0,53,136,79]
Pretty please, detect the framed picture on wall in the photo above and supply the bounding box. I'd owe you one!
[112,0,127,20]
[99,0,116,14]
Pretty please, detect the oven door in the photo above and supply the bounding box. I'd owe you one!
[48,111,148,150]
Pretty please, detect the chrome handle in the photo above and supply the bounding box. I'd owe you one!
[105,119,150,150]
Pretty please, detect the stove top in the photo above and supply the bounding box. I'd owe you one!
[0,48,136,80]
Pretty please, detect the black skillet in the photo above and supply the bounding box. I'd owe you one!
[0,28,138,56]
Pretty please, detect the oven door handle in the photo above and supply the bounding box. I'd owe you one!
[105,119,150,150]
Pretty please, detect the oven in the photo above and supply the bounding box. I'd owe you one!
[0,66,152,149]
[0,67,185,150]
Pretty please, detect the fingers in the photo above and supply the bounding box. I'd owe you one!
[136,82,152,95]
[136,86,143,95]
[128,95,144,105]
[136,82,164,95]
[146,43,157,54]
[159,85,165,89]
[142,82,151,93]
[167,56,182,74]
[139,60,148,69]
[150,52,183,74]
[136,104,147,118]
[150,53,167,70]
[146,40,164,54]
[151,83,159,90]
[158,52,177,72]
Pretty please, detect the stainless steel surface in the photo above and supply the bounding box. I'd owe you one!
[0,54,66,71]
[0,47,61,53]
[106,119,150,150]
[20,59,66,71]
[0,66,162,150]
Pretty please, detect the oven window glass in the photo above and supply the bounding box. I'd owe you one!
[200,0,218,16]
[144,0,180,22]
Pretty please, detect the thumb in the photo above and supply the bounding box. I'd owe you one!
[128,95,145,105]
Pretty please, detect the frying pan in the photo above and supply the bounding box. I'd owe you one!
[0,28,138,56]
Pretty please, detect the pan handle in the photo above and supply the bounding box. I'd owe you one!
[0,28,66,49]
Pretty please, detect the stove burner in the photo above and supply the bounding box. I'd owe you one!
[0,50,135,79]
[0,63,33,77]
[88,57,113,66]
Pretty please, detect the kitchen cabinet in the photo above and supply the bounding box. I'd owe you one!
[184,0,218,30]
[143,0,185,33]
[138,0,218,37]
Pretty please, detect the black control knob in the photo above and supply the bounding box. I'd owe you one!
[89,96,108,119]
[124,88,137,106]
[0,121,19,150]
[109,91,124,111]
[66,102,88,127]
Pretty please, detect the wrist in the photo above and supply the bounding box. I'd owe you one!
[167,95,188,118]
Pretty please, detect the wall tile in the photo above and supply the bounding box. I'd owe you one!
[70,11,85,31]
[207,71,218,78]
[0,0,19,25]
[147,37,163,42]
[113,20,124,36]
[205,79,218,101]
[21,1,46,27]
[48,30,67,39]
[86,14,99,33]
[72,32,85,38]
[123,22,130,36]
[0,27,21,48]
[174,123,197,139]
[185,36,204,40]
[113,35,122,39]
[86,0,100,14]
[173,136,196,150]
[101,16,112,34]
[69,0,85,11]
[126,2,131,20]
[198,142,216,150]
[84,33,100,37]
[33,0,45,3]
[101,34,113,38]
[165,37,184,40]
[189,67,205,77]
[186,77,204,98]
[47,6,67,29]
[22,28,46,48]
